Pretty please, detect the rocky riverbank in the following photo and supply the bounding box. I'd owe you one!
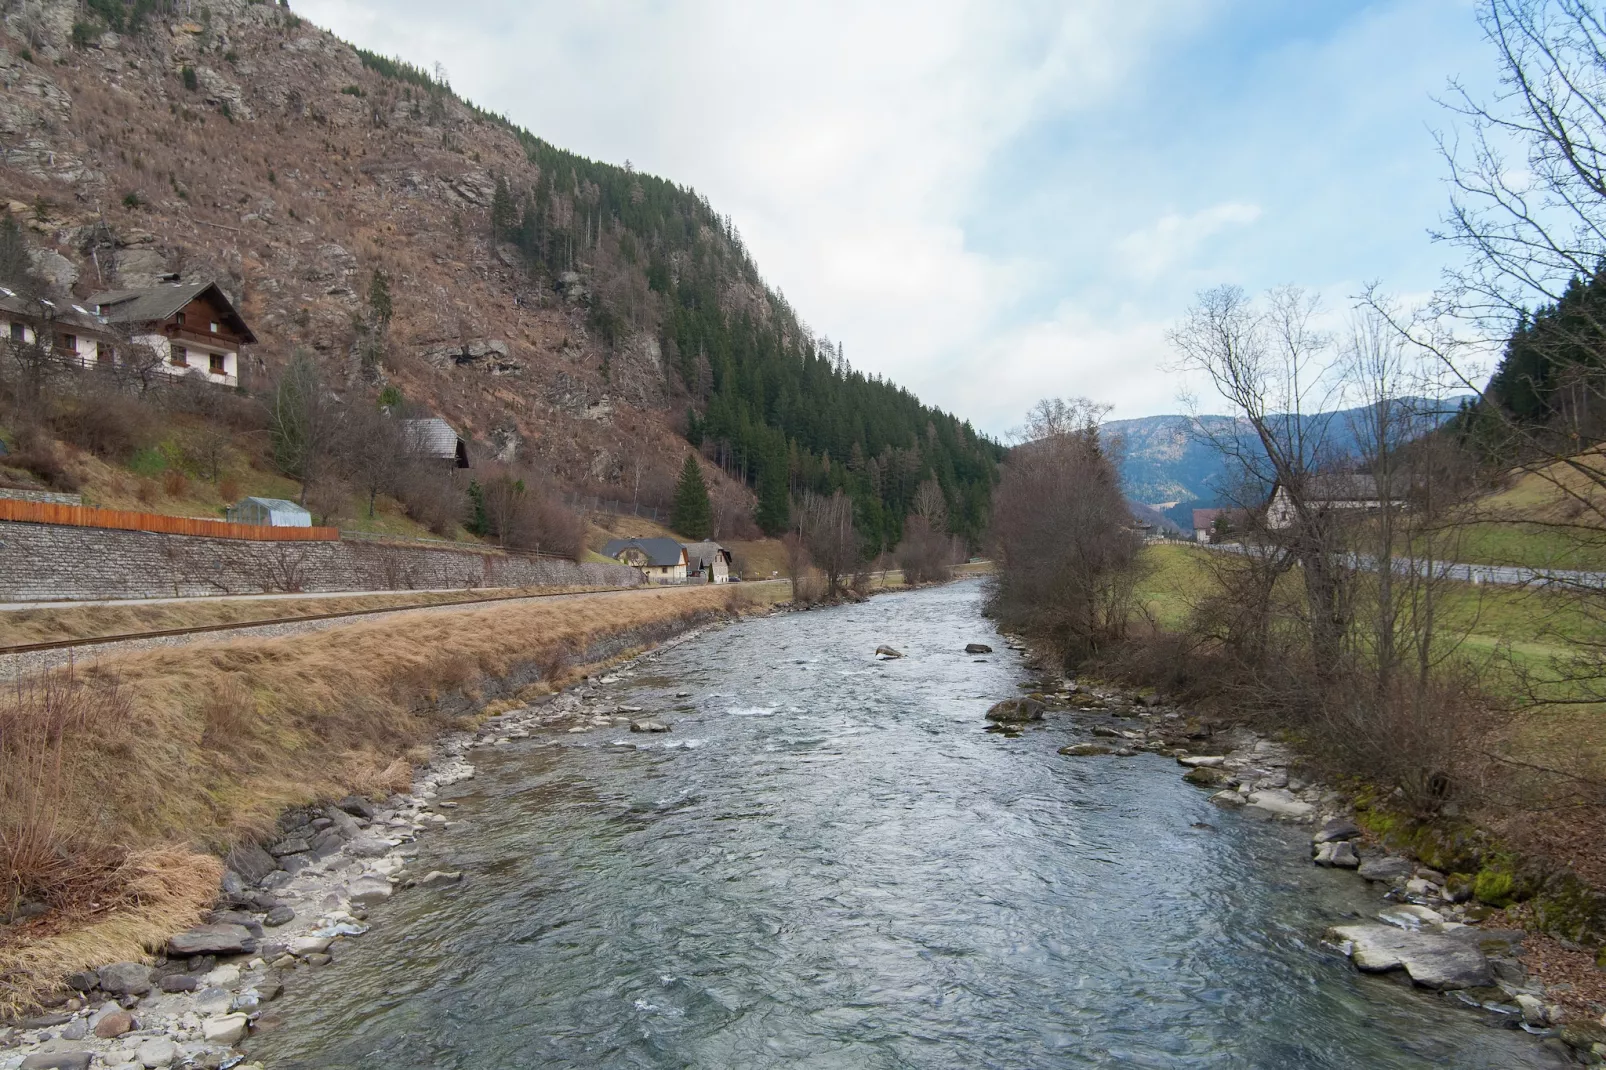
[990,631,1606,1066]
[0,621,729,1070]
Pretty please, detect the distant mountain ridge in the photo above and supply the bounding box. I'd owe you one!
[1106,398,1471,528]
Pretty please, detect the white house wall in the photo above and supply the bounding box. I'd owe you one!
[141,333,239,387]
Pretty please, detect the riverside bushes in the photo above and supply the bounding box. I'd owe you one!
[986,400,1143,666]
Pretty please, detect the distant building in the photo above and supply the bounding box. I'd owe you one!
[88,281,257,388]
[401,417,470,468]
[0,287,117,368]
[602,537,689,583]
[683,540,733,583]
[1191,507,1245,543]
[227,496,312,528]
[1266,474,1400,530]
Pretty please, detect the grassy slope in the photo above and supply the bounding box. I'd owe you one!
[1135,543,1606,776]
[1448,454,1606,570]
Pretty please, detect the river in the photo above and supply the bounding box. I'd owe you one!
[248,580,1560,1068]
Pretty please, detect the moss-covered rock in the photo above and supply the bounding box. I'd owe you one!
[1474,866,1520,908]
[1532,873,1606,947]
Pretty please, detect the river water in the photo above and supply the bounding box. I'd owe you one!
[249,581,1559,1069]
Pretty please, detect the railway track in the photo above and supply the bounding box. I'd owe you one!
[0,585,641,656]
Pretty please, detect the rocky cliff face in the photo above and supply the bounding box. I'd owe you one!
[0,0,709,496]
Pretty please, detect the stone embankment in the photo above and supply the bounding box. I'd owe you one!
[0,625,719,1070]
[993,631,1606,1067]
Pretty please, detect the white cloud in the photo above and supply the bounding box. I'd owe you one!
[292,0,1493,432]
[1115,202,1264,282]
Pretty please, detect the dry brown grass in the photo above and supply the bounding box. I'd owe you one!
[0,585,611,647]
[0,847,220,1017]
[0,582,783,1012]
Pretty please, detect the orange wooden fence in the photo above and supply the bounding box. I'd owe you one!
[0,498,340,542]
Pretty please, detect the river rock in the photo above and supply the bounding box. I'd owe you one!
[986,699,1045,723]
[226,842,279,884]
[1313,840,1360,868]
[264,905,295,927]
[61,1019,88,1040]
[337,795,377,819]
[344,836,393,858]
[875,646,903,659]
[1059,743,1111,756]
[1313,817,1361,844]
[1379,904,1447,931]
[95,961,152,995]
[168,923,256,957]
[135,1037,180,1067]
[349,874,394,904]
[290,936,332,956]
[1516,993,1549,1026]
[20,1054,92,1070]
[1183,766,1231,787]
[1357,856,1413,883]
[158,973,198,993]
[965,643,993,654]
[418,870,463,888]
[1178,755,1226,768]
[194,986,234,1015]
[202,1012,250,1045]
[93,1010,135,1038]
[629,720,671,733]
[1209,789,1247,808]
[1328,923,1492,989]
[1244,789,1315,821]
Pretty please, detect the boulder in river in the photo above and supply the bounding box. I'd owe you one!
[1313,817,1361,844]
[630,719,672,733]
[202,1012,250,1045]
[965,643,993,654]
[1059,743,1111,756]
[418,870,463,889]
[1357,856,1413,884]
[1313,840,1360,868]
[1177,755,1225,768]
[986,699,1045,723]
[1208,790,1246,809]
[1327,923,1493,989]
[1183,766,1231,788]
[875,646,904,659]
[168,923,257,958]
[1244,789,1315,822]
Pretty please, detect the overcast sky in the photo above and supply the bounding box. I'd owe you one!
[294,0,1496,433]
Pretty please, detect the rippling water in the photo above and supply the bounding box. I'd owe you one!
[250,581,1560,1069]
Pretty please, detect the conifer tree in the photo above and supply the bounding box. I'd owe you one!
[671,453,713,539]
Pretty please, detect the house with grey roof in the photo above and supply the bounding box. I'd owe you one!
[601,537,689,583]
[87,281,257,388]
[400,417,470,468]
[1266,474,1401,530]
[684,540,734,583]
[0,286,117,371]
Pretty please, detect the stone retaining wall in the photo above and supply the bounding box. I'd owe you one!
[0,487,82,505]
[0,521,645,601]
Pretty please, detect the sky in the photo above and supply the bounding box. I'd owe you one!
[293,0,1498,433]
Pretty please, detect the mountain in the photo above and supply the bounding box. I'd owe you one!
[0,0,1000,547]
[1107,398,1471,528]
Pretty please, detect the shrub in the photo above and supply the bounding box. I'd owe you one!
[121,190,142,209]
[7,426,79,491]
[49,392,157,462]
[398,464,464,537]
[70,21,95,49]
[181,65,198,91]
[0,666,133,908]
[161,468,188,498]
